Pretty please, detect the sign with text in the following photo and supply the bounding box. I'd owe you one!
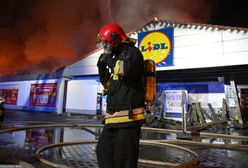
[0,89,18,105]
[138,27,174,67]
[164,90,187,121]
[29,83,57,106]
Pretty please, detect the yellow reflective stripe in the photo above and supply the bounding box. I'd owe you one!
[113,60,120,80]
[105,113,145,124]
[105,107,144,118]
[114,60,120,75]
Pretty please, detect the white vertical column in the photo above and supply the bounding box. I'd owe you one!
[57,77,70,115]
[182,90,187,133]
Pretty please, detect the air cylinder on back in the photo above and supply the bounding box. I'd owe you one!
[144,59,156,113]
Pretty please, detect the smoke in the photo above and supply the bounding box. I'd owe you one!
[0,0,102,76]
[0,0,218,76]
[112,0,218,32]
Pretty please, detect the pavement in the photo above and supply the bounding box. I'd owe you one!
[0,109,248,168]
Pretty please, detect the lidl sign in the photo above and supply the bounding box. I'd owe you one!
[138,27,173,67]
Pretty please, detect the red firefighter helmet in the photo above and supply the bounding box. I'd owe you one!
[97,23,128,47]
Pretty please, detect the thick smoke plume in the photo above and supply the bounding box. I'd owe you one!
[112,0,218,32]
[0,0,218,76]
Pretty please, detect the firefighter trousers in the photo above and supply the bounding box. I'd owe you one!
[96,125,141,168]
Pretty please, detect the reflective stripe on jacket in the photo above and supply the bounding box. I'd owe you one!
[105,107,145,124]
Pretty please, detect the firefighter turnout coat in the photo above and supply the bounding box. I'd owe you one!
[97,42,146,127]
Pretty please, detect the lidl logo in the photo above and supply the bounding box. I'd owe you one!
[138,28,173,67]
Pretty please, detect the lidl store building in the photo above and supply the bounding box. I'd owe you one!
[1,20,248,122]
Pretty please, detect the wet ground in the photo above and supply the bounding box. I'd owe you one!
[0,109,248,168]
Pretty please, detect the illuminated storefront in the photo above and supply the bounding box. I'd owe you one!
[0,20,248,122]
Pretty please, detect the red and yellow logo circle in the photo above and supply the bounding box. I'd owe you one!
[139,32,171,64]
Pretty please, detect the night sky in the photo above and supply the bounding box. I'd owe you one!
[0,0,247,76]
[211,0,248,28]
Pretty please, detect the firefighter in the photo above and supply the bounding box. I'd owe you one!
[96,23,145,168]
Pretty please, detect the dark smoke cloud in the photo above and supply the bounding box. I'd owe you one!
[0,0,219,76]
[0,0,102,76]
[112,0,218,32]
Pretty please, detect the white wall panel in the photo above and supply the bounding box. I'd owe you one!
[223,39,248,53]
[17,82,30,106]
[223,30,248,41]
[174,27,200,36]
[223,51,248,65]
[0,84,19,89]
[69,49,102,68]
[174,31,222,47]
[174,55,223,69]
[69,53,101,67]
[66,80,99,114]
[69,57,97,67]
[175,42,223,58]
[173,43,223,68]
[68,66,98,76]
[65,49,102,76]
